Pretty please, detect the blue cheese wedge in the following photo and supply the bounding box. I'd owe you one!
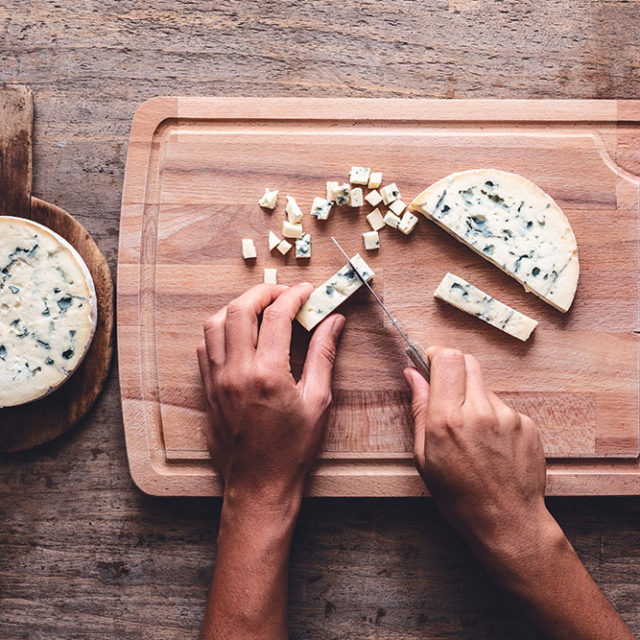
[348,188,364,207]
[285,195,303,224]
[367,172,382,189]
[380,183,401,205]
[311,197,332,220]
[242,238,257,259]
[258,188,278,209]
[296,253,374,331]
[434,272,538,341]
[366,208,385,231]
[0,216,97,407]
[295,233,311,258]
[264,268,277,284]
[410,169,579,312]
[365,190,383,207]
[362,231,380,250]
[349,166,370,185]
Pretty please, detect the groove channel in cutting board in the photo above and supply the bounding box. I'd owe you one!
[118,98,640,496]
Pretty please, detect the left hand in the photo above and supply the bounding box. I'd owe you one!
[197,283,345,510]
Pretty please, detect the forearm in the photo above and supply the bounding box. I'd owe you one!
[477,510,633,640]
[199,493,301,640]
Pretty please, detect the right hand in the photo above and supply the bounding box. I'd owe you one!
[404,347,553,570]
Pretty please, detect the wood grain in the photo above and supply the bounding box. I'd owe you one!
[2,0,640,637]
[119,97,640,496]
[0,86,115,452]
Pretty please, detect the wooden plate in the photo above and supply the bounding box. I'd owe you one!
[0,85,114,452]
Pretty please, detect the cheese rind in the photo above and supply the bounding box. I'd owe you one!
[434,272,538,341]
[296,253,374,331]
[258,188,278,209]
[410,169,579,312]
[0,216,97,407]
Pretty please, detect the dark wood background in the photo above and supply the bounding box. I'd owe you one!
[1,1,639,638]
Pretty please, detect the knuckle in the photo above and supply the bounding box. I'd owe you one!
[217,372,242,396]
[433,347,464,367]
[226,300,246,318]
[474,406,497,428]
[262,305,288,325]
[444,408,464,430]
[252,367,281,394]
[204,314,223,334]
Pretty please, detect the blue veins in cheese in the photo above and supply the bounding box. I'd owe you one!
[434,272,538,341]
[296,253,374,331]
[410,169,579,312]
[0,216,97,408]
[295,233,311,258]
[331,183,351,206]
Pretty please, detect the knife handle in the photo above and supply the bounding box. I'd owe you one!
[405,342,431,383]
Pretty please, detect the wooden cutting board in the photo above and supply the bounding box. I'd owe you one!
[118,98,640,496]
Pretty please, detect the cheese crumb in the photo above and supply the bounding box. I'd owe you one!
[365,190,383,207]
[268,231,280,251]
[349,187,364,207]
[380,183,401,205]
[264,268,278,284]
[362,230,380,250]
[276,239,293,255]
[388,199,406,215]
[242,238,257,259]
[383,211,401,229]
[366,208,385,231]
[285,195,303,224]
[282,220,303,238]
[258,188,278,210]
[311,197,332,220]
[367,172,382,189]
[398,211,418,235]
[349,166,370,185]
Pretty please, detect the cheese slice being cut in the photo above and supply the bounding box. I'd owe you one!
[0,216,98,407]
[434,272,538,341]
[296,253,374,331]
[410,169,579,312]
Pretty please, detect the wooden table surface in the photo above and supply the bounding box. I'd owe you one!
[1,1,639,637]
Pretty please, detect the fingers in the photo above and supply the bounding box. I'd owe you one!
[299,314,345,408]
[404,367,430,470]
[203,308,227,369]
[463,354,492,413]
[256,283,314,365]
[224,284,287,367]
[426,346,467,415]
[197,340,213,395]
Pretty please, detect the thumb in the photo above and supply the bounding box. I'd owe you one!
[299,314,345,410]
[404,367,430,471]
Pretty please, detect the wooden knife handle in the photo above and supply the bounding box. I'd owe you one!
[405,342,431,383]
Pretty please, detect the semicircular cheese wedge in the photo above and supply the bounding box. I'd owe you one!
[410,169,579,312]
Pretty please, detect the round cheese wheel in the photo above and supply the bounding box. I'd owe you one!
[0,216,98,408]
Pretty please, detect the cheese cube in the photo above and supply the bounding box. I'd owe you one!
[383,211,401,229]
[380,183,401,205]
[362,230,380,251]
[349,188,364,207]
[264,268,278,284]
[295,233,311,258]
[276,239,293,255]
[282,220,303,238]
[365,189,383,207]
[332,183,350,205]
[326,181,339,201]
[258,188,278,209]
[296,253,375,331]
[366,208,385,231]
[268,231,280,251]
[349,166,370,185]
[388,199,406,215]
[367,172,382,188]
[311,197,333,220]
[285,195,303,224]
[398,211,418,235]
[242,238,257,259]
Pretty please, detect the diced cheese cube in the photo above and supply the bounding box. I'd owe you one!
[276,239,293,255]
[365,189,383,207]
[285,195,303,224]
[326,181,339,201]
[282,220,303,238]
[362,230,380,250]
[268,231,280,251]
[311,197,333,220]
[332,183,350,205]
[366,208,385,231]
[296,253,375,331]
[367,172,382,188]
[383,211,401,229]
[242,238,257,259]
[380,183,401,205]
[295,233,311,258]
[388,199,406,215]
[264,268,278,284]
[349,166,370,185]
[398,211,418,235]
[258,188,278,209]
[349,188,364,207]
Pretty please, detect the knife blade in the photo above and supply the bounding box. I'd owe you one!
[331,237,431,382]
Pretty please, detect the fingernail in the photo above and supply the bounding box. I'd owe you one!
[333,315,346,336]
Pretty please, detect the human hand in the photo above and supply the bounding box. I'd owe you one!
[404,347,553,572]
[197,283,345,512]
